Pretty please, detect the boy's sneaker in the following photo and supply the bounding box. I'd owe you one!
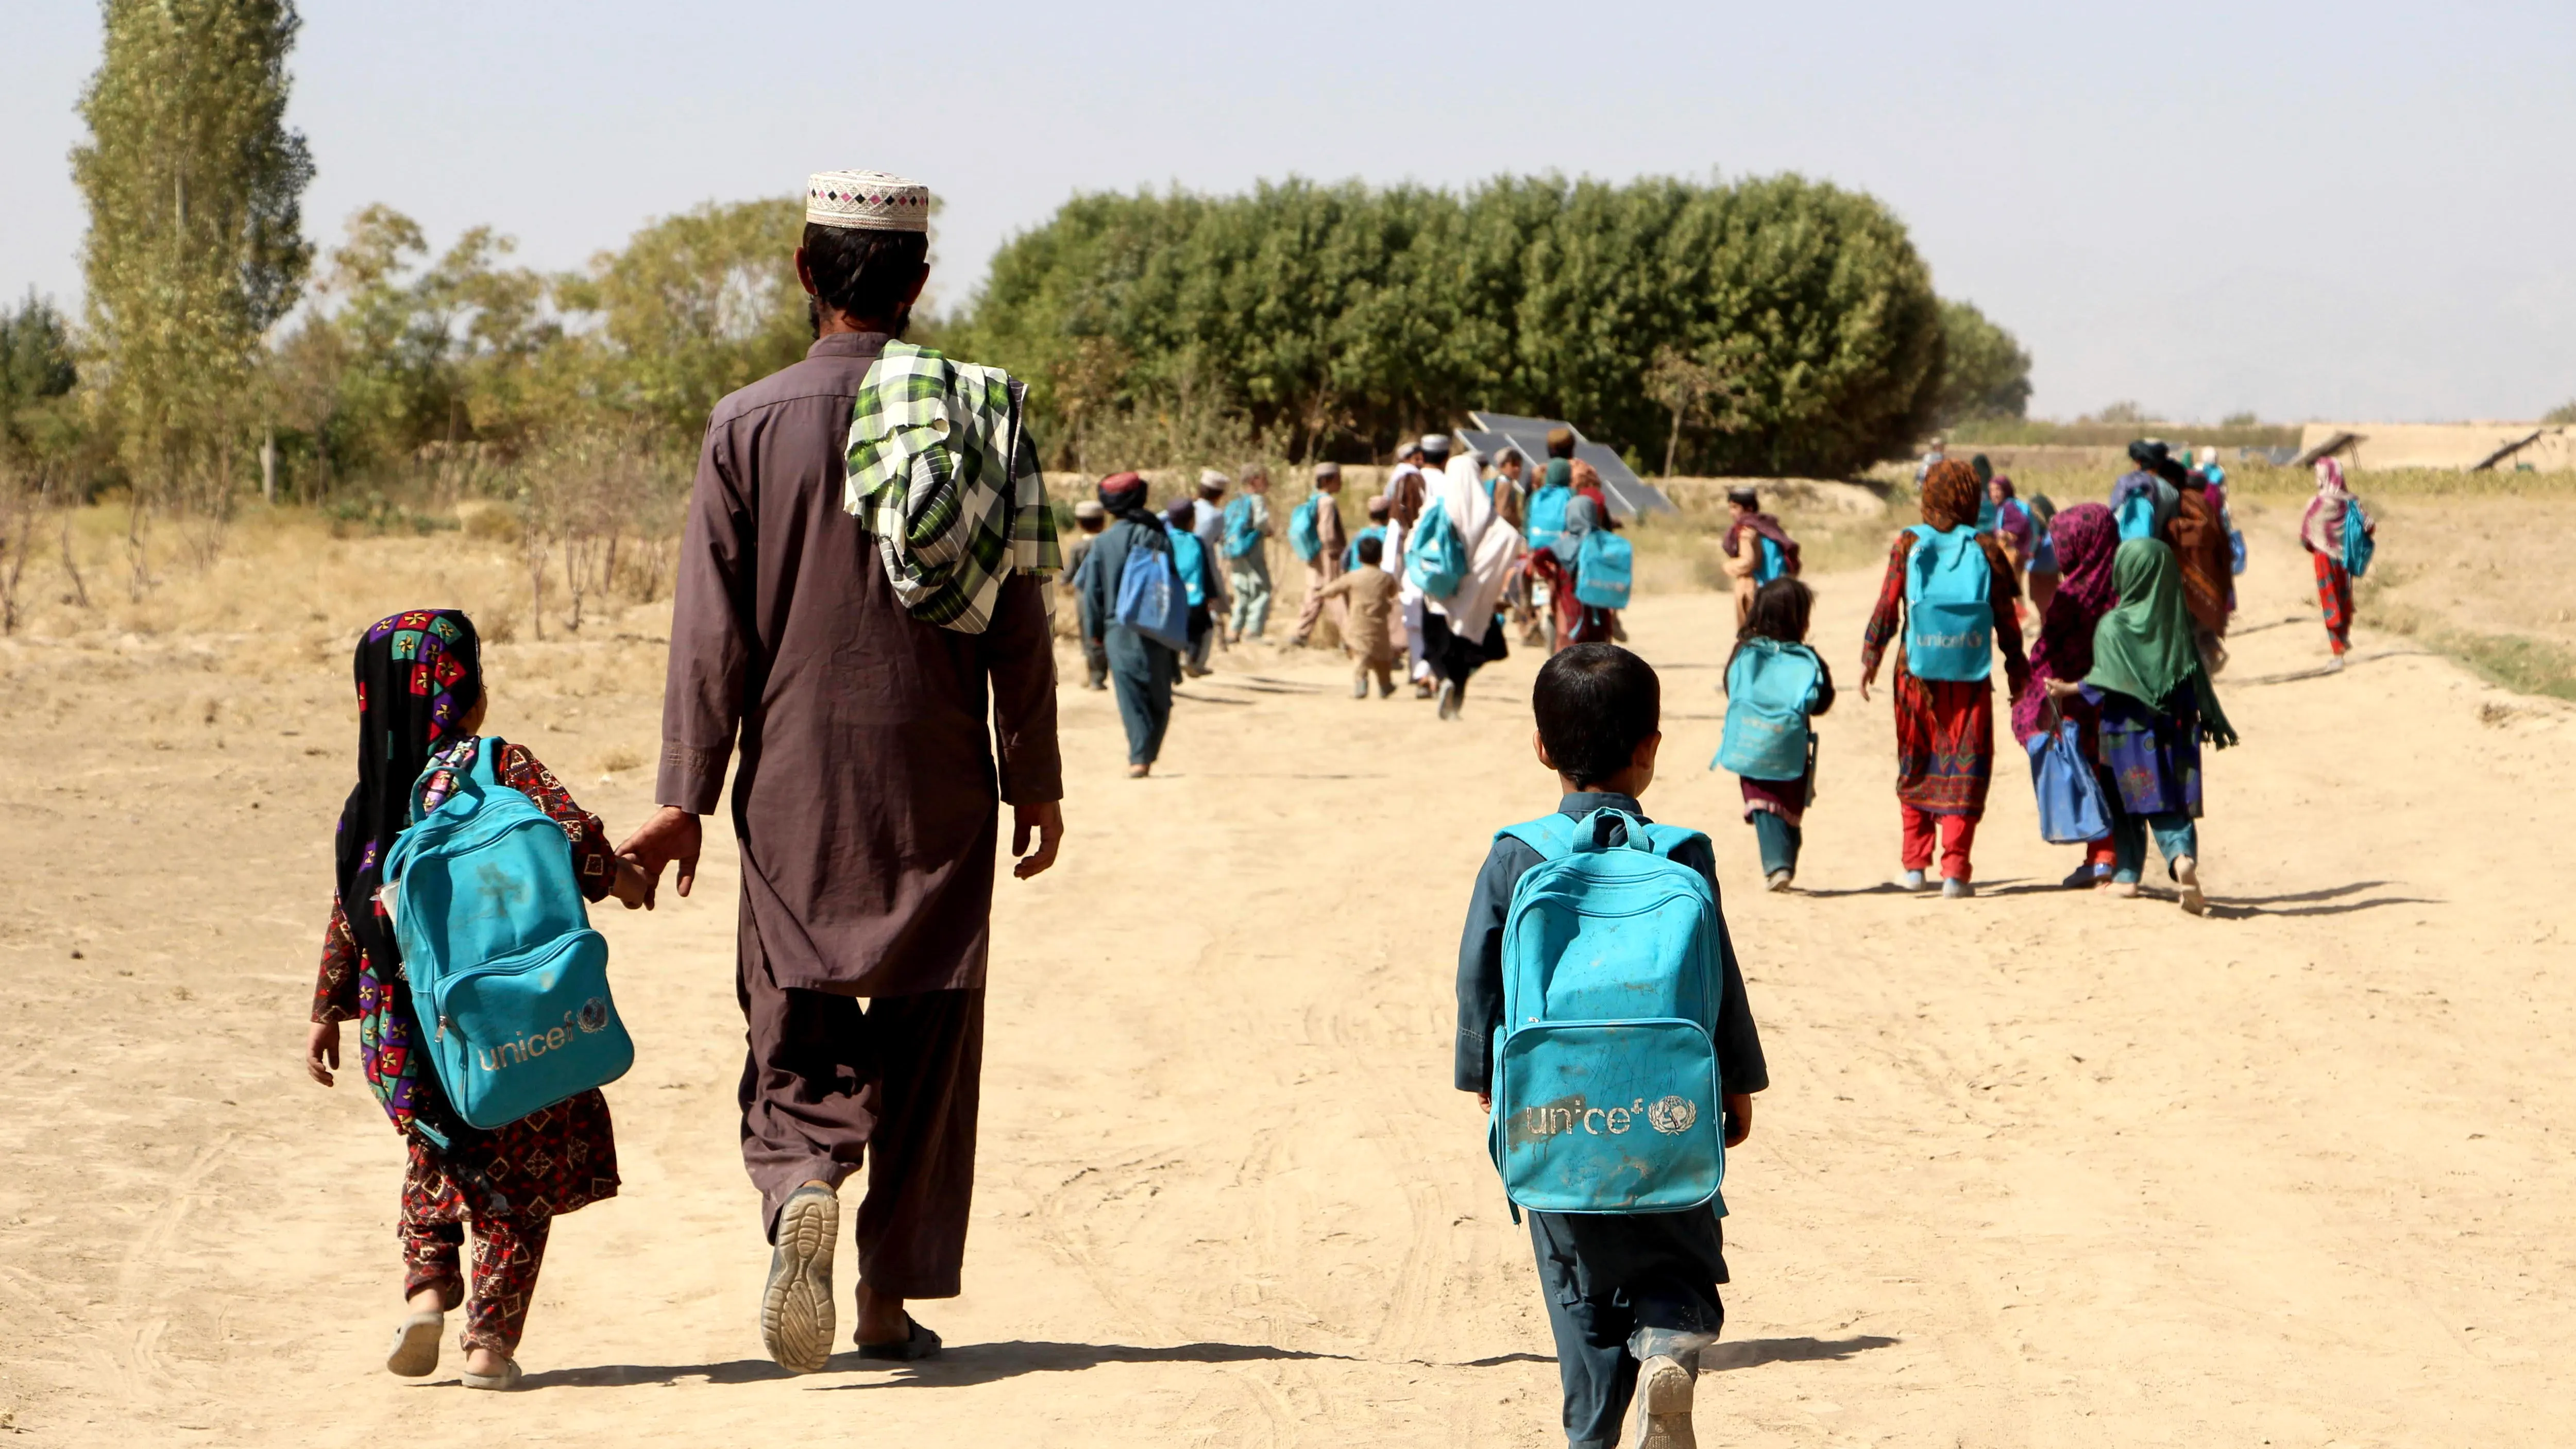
[762,1185,838,1374]
[1629,1354,1697,1449]
[1942,876,1976,899]
[1895,868,1928,892]
[1764,870,1793,893]
[1351,679,1368,698]
[1436,679,1462,720]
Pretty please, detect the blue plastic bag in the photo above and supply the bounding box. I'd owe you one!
[2028,720,2111,845]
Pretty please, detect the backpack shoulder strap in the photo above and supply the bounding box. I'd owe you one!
[1637,823,1713,861]
[1495,813,1580,860]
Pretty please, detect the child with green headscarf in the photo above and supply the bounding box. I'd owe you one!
[2045,538,2236,914]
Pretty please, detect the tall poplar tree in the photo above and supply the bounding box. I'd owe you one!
[72,0,314,497]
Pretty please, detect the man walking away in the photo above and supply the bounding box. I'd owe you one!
[1287,462,1349,648]
[620,168,1065,1375]
[1223,465,1277,641]
[1065,500,1110,689]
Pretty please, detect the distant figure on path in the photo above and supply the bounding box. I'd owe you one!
[2167,463,2234,673]
[2048,538,2239,913]
[2008,502,2122,888]
[618,169,1065,1374]
[1718,485,1801,630]
[1286,462,1349,647]
[2300,457,2375,669]
[1857,459,2031,898]
[1221,465,1276,641]
[1420,452,1519,720]
[2023,493,2061,618]
[1187,471,1230,670]
[1165,498,1218,676]
[1081,472,1182,775]
[1314,533,1401,697]
[1717,577,1835,890]
[1065,500,1110,690]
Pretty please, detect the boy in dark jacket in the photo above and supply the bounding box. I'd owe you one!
[1455,644,1769,1449]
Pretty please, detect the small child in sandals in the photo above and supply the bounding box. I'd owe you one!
[304,609,650,1389]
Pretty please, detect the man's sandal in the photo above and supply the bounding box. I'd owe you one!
[856,1314,943,1362]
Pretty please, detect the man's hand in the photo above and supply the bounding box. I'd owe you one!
[618,806,703,902]
[307,1020,341,1087]
[1012,799,1064,880]
[1858,671,1876,703]
[1724,1092,1753,1148]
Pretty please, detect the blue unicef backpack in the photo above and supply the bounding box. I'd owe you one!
[1487,808,1727,1215]
[1289,496,1324,562]
[1222,496,1263,559]
[1112,533,1190,651]
[1715,640,1823,781]
[1404,501,1468,597]
[1903,523,1992,681]
[383,739,633,1139]
[1574,529,1633,608]
[1526,485,1572,551]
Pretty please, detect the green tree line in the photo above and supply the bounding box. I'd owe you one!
[945,175,2032,478]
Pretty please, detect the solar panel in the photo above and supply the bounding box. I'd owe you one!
[1462,413,1675,518]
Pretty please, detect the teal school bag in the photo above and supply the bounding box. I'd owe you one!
[2341,498,2374,578]
[1753,534,1787,585]
[1486,807,1727,1215]
[1525,485,1572,551]
[1902,523,1993,681]
[1169,527,1210,606]
[1404,500,1468,597]
[1289,496,1324,562]
[1573,529,1633,608]
[383,738,633,1139]
[1222,496,1263,559]
[1715,640,1823,781]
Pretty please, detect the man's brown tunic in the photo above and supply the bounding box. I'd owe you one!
[657,331,1060,1284]
[660,331,1062,995]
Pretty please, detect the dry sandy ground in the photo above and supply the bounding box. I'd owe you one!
[2,505,2572,1447]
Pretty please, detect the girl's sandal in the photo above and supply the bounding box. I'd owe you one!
[460,1358,524,1391]
[386,1311,445,1377]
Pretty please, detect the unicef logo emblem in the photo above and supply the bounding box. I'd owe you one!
[1646,1095,1697,1135]
[577,998,611,1034]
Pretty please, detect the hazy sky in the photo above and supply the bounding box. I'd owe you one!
[7,1,2573,422]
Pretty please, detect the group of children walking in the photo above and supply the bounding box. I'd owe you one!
[1711,455,2270,913]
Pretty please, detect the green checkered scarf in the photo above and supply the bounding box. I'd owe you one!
[843,341,1060,634]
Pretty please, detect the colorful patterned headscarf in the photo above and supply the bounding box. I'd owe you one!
[2011,502,2117,741]
[334,610,483,976]
[1920,458,1982,532]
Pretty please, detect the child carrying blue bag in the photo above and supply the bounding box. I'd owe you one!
[305,608,651,1391]
[1712,578,1835,892]
[1456,644,1768,1449]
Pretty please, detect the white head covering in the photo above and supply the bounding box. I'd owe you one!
[806,171,930,232]
[1198,468,1230,492]
[1426,453,1520,645]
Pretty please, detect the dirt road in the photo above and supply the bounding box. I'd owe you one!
[2,509,2569,1446]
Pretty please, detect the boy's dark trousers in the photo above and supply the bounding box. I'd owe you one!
[1529,1207,1728,1449]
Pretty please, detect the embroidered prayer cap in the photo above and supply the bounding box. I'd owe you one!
[1313,462,1342,480]
[1419,433,1453,457]
[806,170,931,233]
[1198,468,1231,492]
[1073,500,1106,520]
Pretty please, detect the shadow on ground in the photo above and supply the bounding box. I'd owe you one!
[521,1340,1360,1392]
[1701,1335,1902,1371]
